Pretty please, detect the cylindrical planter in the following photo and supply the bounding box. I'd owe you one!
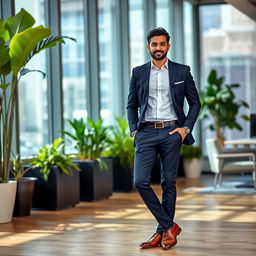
[13,177,37,217]
[0,180,17,224]
[183,158,201,178]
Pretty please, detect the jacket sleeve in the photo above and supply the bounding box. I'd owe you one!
[126,68,139,136]
[182,67,201,131]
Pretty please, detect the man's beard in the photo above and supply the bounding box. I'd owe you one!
[150,50,167,60]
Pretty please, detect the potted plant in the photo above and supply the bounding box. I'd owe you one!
[104,116,134,192]
[65,118,113,201]
[199,69,249,146]
[180,145,202,178]
[10,155,36,217]
[0,8,73,223]
[24,138,80,210]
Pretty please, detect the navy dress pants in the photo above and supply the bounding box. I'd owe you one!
[134,124,182,234]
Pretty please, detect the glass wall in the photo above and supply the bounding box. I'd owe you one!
[98,0,115,125]
[156,0,171,59]
[15,0,48,157]
[6,0,195,157]
[61,0,87,151]
[183,1,194,69]
[129,0,145,71]
[200,4,256,151]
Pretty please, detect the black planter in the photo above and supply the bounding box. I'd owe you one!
[73,158,113,201]
[24,166,80,210]
[13,177,37,217]
[113,158,134,192]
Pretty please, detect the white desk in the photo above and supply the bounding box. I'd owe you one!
[224,138,256,148]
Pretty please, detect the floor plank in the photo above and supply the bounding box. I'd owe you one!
[0,175,256,256]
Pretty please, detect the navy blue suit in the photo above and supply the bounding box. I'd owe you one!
[126,60,201,234]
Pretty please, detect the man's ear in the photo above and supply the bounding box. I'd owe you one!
[147,44,150,51]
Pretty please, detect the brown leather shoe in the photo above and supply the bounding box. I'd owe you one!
[161,222,182,250]
[139,233,162,248]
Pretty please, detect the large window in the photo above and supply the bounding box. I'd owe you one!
[98,0,116,125]
[15,0,48,157]
[156,0,171,59]
[61,0,87,148]
[183,1,194,69]
[129,0,145,71]
[200,4,256,150]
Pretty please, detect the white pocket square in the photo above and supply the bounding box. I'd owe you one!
[174,81,184,85]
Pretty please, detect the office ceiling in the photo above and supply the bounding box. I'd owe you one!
[224,0,256,21]
[189,0,256,22]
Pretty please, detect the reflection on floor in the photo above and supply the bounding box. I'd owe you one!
[0,174,255,256]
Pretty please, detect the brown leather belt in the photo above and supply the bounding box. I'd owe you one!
[143,120,177,128]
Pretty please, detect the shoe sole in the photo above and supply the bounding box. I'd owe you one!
[139,243,161,249]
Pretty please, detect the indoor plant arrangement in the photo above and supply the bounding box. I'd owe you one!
[65,118,113,201]
[10,155,36,217]
[104,116,134,192]
[0,8,73,223]
[199,69,249,146]
[180,144,202,178]
[25,138,80,210]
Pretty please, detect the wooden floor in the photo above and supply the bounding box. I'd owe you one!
[0,175,256,256]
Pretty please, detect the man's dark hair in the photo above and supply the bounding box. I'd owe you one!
[147,27,170,44]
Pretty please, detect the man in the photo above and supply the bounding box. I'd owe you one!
[126,27,201,250]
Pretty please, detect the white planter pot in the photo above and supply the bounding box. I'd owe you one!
[183,158,201,178]
[0,181,17,224]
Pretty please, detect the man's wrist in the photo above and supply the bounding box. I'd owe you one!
[182,126,191,134]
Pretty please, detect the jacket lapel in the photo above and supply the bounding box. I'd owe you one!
[168,60,181,121]
[168,60,177,102]
[143,62,151,102]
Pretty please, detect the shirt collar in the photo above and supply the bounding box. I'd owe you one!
[151,58,169,70]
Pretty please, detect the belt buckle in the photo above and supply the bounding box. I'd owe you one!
[154,122,164,128]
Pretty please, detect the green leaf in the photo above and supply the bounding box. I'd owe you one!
[26,35,76,65]
[240,100,249,108]
[20,68,46,78]
[0,19,9,42]
[241,114,250,121]
[207,69,217,85]
[0,83,10,90]
[9,25,51,75]
[0,61,11,75]
[5,8,35,38]
[230,83,240,88]
[0,39,9,68]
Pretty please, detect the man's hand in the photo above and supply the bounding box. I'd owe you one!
[169,127,187,142]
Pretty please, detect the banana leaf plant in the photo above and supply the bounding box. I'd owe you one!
[199,69,249,146]
[0,8,75,183]
[64,117,110,169]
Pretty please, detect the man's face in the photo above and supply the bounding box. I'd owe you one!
[147,35,170,61]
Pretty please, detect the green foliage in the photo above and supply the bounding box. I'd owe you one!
[30,138,80,181]
[199,69,249,137]
[65,118,110,169]
[180,145,202,160]
[104,116,134,169]
[10,154,31,180]
[0,8,75,183]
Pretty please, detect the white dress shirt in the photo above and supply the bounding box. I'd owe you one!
[144,59,177,122]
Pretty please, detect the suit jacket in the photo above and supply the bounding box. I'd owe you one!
[126,60,201,145]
